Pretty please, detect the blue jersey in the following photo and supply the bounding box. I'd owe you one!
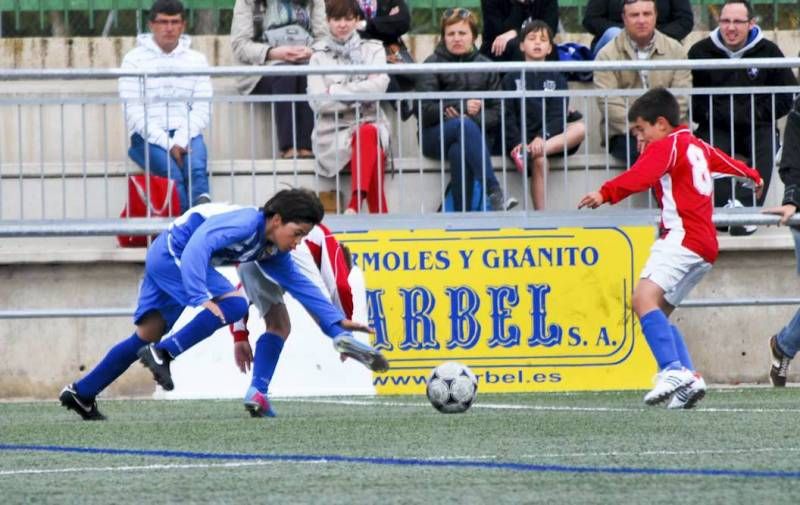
[165,203,277,306]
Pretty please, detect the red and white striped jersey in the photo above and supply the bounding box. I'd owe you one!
[599,126,763,263]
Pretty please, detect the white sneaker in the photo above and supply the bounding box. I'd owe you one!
[667,373,707,409]
[724,199,757,236]
[643,368,694,406]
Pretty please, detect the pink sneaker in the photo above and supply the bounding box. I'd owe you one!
[243,386,276,418]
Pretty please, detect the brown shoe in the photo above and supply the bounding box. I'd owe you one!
[769,334,791,387]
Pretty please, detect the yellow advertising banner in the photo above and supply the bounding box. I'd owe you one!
[339,225,657,395]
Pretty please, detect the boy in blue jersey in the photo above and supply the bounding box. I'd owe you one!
[59,189,388,420]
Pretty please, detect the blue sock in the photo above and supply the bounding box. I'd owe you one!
[157,297,248,358]
[671,325,694,371]
[251,332,285,394]
[75,333,147,398]
[639,309,681,371]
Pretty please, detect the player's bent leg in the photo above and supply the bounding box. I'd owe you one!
[142,295,249,390]
[333,333,390,373]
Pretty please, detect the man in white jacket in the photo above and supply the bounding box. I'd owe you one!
[119,0,213,212]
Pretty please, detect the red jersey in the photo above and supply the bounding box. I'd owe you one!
[599,126,762,263]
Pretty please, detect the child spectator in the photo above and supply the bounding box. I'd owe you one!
[502,19,586,210]
[578,88,762,409]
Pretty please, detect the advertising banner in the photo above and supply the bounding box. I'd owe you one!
[340,226,657,394]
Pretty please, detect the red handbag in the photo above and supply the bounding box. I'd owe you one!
[117,174,181,248]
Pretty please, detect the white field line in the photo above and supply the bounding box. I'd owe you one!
[282,397,800,413]
[0,459,325,477]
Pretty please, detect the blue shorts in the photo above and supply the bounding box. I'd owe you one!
[134,233,236,331]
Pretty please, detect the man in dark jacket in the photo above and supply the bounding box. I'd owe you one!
[763,98,800,386]
[480,0,559,62]
[688,0,796,225]
[583,0,693,55]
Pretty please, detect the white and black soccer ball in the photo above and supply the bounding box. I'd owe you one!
[426,361,478,414]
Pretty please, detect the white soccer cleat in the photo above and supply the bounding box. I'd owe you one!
[667,373,707,410]
[643,368,694,406]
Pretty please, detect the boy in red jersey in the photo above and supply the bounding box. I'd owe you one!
[579,87,763,408]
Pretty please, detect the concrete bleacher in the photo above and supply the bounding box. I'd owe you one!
[3,32,800,397]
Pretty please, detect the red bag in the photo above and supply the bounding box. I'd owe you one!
[117,174,181,248]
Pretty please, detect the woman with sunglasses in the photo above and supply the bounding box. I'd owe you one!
[416,8,517,212]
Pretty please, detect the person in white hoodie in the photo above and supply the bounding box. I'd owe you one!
[119,0,213,212]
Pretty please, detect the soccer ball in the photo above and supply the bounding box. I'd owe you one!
[426,361,478,413]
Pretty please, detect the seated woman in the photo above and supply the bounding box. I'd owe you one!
[502,19,586,210]
[231,0,326,159]
[307,0,391,214]
[416,8,516,212]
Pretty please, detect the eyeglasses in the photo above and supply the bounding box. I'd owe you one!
[718,18,750,27]
[442,8,472,20]
[151,19,184,27]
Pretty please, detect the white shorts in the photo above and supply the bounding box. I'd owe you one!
[640,240,712,307]
[237,261,285,317]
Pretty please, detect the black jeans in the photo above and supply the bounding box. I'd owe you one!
[695,124,778,207]
[252,72,313,152]
[608,133,640,167]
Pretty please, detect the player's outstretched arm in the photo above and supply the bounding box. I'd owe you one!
[578,191,605,209]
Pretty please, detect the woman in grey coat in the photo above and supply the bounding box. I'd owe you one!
[231,0,327,159]
[307,0,391,213]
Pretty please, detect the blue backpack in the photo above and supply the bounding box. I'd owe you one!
[556,42,594,82]
[442,179,484,212]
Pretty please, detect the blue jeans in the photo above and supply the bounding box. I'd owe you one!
[128,133,210,212]
[777,227,800,358]
[421,117,499,212]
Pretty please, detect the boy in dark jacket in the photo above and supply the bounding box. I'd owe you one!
[502,20,585,209]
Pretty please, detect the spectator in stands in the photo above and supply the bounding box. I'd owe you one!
[593,0,691,165]
[307,0,391,214]
[583,0,693,57]
[356,0,414,108]
[502,19,586,210]
[688,0,796,228]
[480,0,559,62]
[231,0,326,159]
[119,0,212,213]
[416,8,516,212]
[764,97,800,387]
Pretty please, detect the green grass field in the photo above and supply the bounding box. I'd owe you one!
[2,389,800,504]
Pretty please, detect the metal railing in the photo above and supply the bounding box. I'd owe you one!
[0,58,798,223]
